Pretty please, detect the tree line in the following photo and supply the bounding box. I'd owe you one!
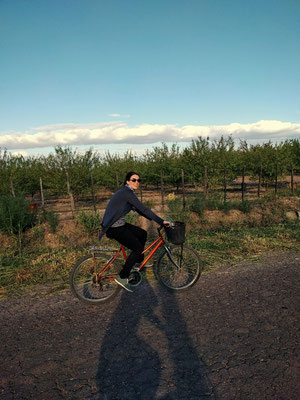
[0,137,299,202]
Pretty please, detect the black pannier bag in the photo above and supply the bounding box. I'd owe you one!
[165,221,186,245]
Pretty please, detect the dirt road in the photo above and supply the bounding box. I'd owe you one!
[0,252,299,400]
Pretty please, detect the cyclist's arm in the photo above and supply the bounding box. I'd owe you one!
[128,192,164,225]
[135,208,170,227]
[134,207,151,220]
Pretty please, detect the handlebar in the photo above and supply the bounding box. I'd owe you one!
[158,225,164,234]
[157,221,173,235]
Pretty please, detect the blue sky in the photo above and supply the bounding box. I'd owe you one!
[0,0,299,156]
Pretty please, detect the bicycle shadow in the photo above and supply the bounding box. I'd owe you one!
[96,279,215,400]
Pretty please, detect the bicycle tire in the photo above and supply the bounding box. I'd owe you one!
[70,253,122,304]
[155,245,202,291]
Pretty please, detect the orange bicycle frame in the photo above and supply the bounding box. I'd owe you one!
[96,229,166,280]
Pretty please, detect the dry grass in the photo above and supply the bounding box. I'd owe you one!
[0,193,299,298]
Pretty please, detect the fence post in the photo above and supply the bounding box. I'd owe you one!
[160,170,164,208]
[66,171,75,217]
[223,166,227,203]
[258,165,262,198]
[90,174,97,213]
[39,177,45,209]
[241,167,245,201]
[181,169,186,209]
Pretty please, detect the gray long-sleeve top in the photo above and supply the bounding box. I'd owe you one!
[99,185,164,240]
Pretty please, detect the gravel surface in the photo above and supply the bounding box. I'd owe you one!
[0,251,299,400]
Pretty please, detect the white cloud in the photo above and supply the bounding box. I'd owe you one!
[108,113,130,118]
[0,120,299,150]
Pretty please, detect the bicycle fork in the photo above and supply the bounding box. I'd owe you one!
[164,245,183,269]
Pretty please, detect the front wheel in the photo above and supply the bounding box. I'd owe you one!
[70,253,122,305]
[155,245,202,291]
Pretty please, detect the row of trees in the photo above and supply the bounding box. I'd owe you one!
[0,137,299,200]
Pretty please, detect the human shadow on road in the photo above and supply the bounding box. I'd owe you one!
[96,279,215,400]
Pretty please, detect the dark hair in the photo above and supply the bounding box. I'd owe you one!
[123,171,140,185]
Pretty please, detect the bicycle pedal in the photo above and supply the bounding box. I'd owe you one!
[128,270,142,286]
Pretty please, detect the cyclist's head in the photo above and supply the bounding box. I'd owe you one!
[124,171,140,185]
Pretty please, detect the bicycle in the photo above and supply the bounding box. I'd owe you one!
[70,223,202,305]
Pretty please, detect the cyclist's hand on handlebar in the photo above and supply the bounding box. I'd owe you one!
[163,220,171,227]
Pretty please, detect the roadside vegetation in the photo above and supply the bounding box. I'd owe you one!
[0,137,299,297]
[0,137,299,198]
[0,190,299,298]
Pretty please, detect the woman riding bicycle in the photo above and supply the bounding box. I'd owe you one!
[99,171,170,292]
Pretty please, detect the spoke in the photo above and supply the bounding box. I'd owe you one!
[157,246,201,290]
[71,253,123,303]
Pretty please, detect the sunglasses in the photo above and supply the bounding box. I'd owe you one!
[130,178,141,183]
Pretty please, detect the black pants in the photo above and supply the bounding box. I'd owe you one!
[106,223,147,278]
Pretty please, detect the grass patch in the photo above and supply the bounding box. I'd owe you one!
[42,210,60,233]
[183,193,254,217]
[167,198,191,222]
[237,200,253,213]
[0,246,86,297]
[203,199,253,214]
[76,210,102,235]
[189,197,205,218]
[187,220,300,272]
[0,195,299,298]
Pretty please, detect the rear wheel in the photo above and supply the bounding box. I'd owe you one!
[70,253,122,304]
[155,245,202,291]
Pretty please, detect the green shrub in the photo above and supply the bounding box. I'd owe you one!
[257,199,288,226]
[0,196,36,235]
[33,225,45,241]
[167,198,190,222]
[189,197,205,217]
[167,197,182,215]
[237,200,253,214]
[221,201,233,214]
[43,210,60,233]
[142,199,155,208]
[199,198,253,215]
[203,199,224,211]
[77,210,102,235]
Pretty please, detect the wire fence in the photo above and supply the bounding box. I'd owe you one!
[25,167,299,219]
